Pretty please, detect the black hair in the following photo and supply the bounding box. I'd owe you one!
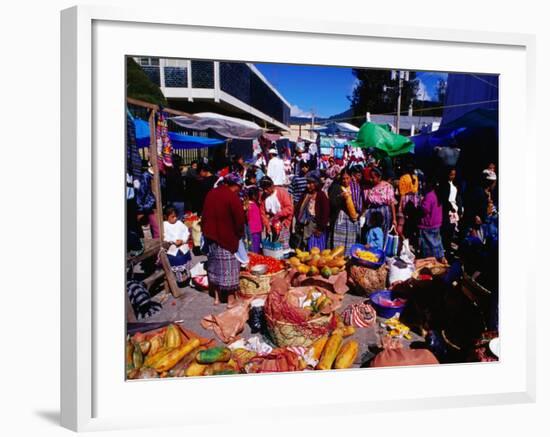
[371,166,383,178]
[259,176,274,190]
[350,165,363,175]
[163,205,177,219]
[232,162,244,174]
[337,167,353,185]
[247,186,260,202]
[369,211,384,228]
[245,168,257,181]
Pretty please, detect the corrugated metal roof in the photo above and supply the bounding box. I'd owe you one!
[369,114,442,130]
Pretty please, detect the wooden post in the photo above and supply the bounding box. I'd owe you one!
[148,109,164,242]
[126,289,137,323]
[159,250,183,298]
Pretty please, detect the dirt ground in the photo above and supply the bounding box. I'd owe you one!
[131,252,423,368]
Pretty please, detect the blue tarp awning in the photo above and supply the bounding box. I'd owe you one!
[410,108,498,157]
[134,118,225,149]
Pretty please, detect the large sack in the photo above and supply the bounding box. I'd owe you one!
[286,268,349,295]
[370,348,439,368]
[388,257,415,286]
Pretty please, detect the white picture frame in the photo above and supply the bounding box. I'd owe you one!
[61,5,536,432]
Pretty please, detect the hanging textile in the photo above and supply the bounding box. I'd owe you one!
[155,111,173,173]
[319,137,333,156]
[126,112,142,180]
[133,118,225,149]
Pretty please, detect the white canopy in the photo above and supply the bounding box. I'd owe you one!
[169,112,265,140]
[337,122,360,133]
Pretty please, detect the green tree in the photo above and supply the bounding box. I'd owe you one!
[126,57,167,106]
[349,69,419,117]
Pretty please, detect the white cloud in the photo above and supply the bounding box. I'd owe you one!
[349,77,361,94]
[290,104,314,118]
[416,79,433,101]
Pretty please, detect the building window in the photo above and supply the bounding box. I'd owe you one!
[165,58,187,67]
[137,57,159,67]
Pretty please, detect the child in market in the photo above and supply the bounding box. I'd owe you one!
[365,210,385,251]
[163,206,192,287]
[246,186,263,254]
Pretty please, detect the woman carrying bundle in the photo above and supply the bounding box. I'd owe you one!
[328,168,360,256]
[294,174,330,250]
[398,162,421,240]
[259,176,294,256]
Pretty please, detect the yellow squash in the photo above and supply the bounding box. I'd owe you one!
[153,338,201,372]
[334,340,359,369]
[148,335,164,356]
[310,335,329,361]
[316,331,343,370]
[331,246,345,258]
[184,361,208,377]
[164,324,182,348]
[342,325,356,337]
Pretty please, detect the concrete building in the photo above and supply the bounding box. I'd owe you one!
[367,113,441,136]
[134,57,291,132]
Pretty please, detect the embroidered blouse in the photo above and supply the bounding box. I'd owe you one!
[364,181,396,206]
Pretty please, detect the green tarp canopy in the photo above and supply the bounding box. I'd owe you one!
[351,122,414,157]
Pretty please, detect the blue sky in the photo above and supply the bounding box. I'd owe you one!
[255,63,447,118]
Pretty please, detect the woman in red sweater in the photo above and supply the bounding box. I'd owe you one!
[202,173,246,306]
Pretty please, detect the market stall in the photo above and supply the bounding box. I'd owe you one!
[126,238,473,379]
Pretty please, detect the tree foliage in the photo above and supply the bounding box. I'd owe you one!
[348,69,419,117]
[126,57,167,106]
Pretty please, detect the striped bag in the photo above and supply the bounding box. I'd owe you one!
[342,302,377,328]
[384,226,400,258]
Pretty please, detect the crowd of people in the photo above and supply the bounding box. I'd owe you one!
[127,141,498,306]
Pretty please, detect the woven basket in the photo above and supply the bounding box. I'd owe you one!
[265,311,334,348]
[238,270,285,298]
[412,264,449,279]
[348,264,388,296]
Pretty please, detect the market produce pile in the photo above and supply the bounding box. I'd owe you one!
[126,320,363,378]
[247,252,285,275]
[354,248,380,263]
[288,246,346,278]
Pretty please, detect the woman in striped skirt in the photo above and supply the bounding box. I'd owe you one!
[328,168,360,256]
[363,167,397,244]
[201,173,246,306]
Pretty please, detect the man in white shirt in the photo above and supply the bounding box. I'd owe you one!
[267,147,286,186]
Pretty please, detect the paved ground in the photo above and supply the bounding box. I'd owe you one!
[131,252,423,368]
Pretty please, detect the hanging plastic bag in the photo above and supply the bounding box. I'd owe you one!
[400,238,415,265]
[384,226,400,258]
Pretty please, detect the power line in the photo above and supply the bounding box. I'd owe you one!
[292,99,499,126]
[469,74,499,89]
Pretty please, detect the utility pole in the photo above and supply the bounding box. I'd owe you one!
[396,76,402,134]
[389,70,409,134]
